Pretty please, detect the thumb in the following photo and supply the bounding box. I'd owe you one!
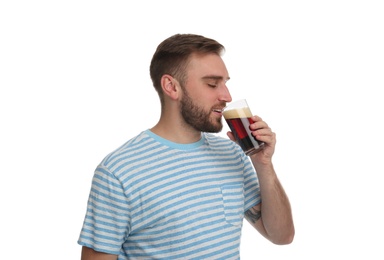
[226,131,236,142]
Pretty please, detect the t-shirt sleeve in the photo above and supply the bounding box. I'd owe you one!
[77,165,131,255]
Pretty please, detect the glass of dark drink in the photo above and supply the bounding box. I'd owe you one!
[223,99,265,156]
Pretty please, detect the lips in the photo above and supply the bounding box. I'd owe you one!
[212,103,226,116]
[212,108,223,113]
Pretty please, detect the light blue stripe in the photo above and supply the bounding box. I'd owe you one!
[80,233,120,249]
[88,193,128,213]
[110,143,167,172]
[124,230,239,258]
[190,243,240,260]
[83,218,127,233]
[126,224,233,250]
[86,205,129,225]
[104,135,153,165]
[132,210,223,238]
[118,152,241,189]
[92,177,126,199]
[129,174,242,211]
[77,241,120,255]
[131,194,222,228]
[80,228,123,243]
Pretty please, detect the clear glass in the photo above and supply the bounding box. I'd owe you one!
[223,99,265,155]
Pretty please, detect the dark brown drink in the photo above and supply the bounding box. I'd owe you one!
[223,106,265,155]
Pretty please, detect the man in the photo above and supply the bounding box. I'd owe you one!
[78,33,294,259]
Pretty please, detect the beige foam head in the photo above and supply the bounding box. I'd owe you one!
[223,107,252,119]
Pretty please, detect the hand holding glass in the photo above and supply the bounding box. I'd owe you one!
[223,99,265,156]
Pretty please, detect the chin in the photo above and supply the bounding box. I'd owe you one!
[203,124,223,133]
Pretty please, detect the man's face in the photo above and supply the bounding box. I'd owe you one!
[179,53,232,133]
[180,88,224,133]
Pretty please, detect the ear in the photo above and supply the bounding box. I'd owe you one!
[161,74,181,100]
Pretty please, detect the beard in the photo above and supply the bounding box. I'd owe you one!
[180,89,224,133]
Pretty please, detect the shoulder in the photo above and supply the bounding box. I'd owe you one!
[203,133,240,150]
[100,130,153,168]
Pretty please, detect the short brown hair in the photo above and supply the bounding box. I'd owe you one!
[150,34,225,105]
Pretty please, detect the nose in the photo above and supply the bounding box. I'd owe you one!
[219,85,232,103]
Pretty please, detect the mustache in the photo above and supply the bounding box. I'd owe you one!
[212,102,227,112]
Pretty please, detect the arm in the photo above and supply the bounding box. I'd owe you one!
[245,164,294,245]
[79,166,130,259]
[81,246,118,260]
[228,115,295,245]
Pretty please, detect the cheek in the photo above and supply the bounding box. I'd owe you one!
[184,82,218,104]
[194,89,217,102]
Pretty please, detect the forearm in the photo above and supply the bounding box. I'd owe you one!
[252,160,295,244]
[81,246,118,260]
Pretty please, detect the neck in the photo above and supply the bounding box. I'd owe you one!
[151,110,202,144]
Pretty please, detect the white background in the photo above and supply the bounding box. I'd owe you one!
[1,1,383,259]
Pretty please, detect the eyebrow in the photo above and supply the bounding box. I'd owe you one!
[202,75,231,82]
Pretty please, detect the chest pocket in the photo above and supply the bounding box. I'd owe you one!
[221,184,244,226]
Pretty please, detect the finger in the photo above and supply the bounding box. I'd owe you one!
[253,128,273,138]
[250,120,269,131]
[253,130,276,143]
[251,115,262,122]
[226,131,236,142]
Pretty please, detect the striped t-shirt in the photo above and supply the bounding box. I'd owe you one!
[78,129,261,259]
